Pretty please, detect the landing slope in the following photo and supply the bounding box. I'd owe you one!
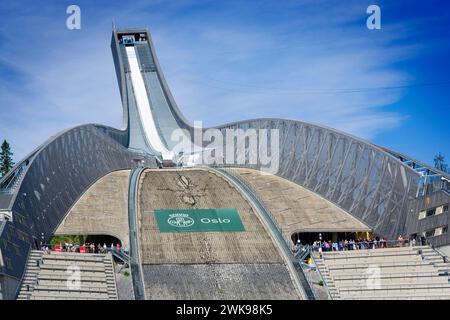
[137,168,300,299]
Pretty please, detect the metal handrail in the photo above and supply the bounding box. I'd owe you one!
[301,263,319,298]
[213,166,317,299]
[294,245,311,261]
[107,252,120,299]
[127,166,146,300]
[443,189,450,196]
[426,240,447,258]
[0,220,6,236]
[14,244,33,300]
[310,239,425,252]
[294,245,333,300]
[216,166,293,248]
[424,240,450,279]
[110,248,130,264]
[0,162,28,194]
[309,252,333,300]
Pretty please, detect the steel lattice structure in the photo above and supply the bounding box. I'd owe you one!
[0,27,449,299]
[215,119,421,239]
[0,125,156,298]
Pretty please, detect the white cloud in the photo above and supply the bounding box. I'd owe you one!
[0,0,423,161]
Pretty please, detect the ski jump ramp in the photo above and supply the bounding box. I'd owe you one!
[125,46,174,161]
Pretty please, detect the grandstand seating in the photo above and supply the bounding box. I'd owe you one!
[314,246,450,300]
[17,251,117,300]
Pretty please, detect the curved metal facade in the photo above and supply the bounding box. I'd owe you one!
[214,119,421,239]
[0,124,156,298]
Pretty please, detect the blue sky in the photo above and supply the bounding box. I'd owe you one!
[0,0,449,167]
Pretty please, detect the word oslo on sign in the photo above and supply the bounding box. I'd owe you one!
[154,208,245,233]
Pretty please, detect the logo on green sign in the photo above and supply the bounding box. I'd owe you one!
[154,208,245,233]
[167,213,195,228]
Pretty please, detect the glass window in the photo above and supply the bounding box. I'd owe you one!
[419,211,426,220]
[444,204,449,213]
[426,208,436,217]
[425,230,435,237]
[432,226,448,237]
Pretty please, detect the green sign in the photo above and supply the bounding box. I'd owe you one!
[154,208,245,233]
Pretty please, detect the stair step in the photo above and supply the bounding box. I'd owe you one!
[18,252,118,300]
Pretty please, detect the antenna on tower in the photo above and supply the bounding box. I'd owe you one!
[112,19,116,31]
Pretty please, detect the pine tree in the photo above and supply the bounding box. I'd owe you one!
[434,152,448,173]
[0,140,15,177]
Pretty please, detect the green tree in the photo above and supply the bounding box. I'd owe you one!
[50,235,87,247]
[0,140,14,177]
[434,152,448,173]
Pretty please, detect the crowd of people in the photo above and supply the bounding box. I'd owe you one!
[41,242,126,254]
[293,234,424,255]
[312,237,389,252]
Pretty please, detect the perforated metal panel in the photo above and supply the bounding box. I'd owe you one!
[0,124,157,298]
[215,119,421,239]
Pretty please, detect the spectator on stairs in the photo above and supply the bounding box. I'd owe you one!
[397,235,404,247]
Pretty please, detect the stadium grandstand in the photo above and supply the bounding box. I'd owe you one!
[0,27,449,300]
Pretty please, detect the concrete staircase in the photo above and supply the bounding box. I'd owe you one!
[17,251,118,300]
[314,246,450,300]
[421,248,450,274]
[314,257,340,299]
[17,250,43,300]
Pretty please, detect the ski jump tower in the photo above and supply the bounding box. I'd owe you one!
[111,28,194,163]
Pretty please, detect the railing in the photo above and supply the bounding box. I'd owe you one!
[294,244,311,261]
[310,238,426,252]
[110,248,130,264]
[40,244,124,254]
[0,161,29,194]
[306,239,432,300]
[0,220,6,237]
[418,174,450,197]
[425,239,450,280]
[210,166,445,300]
[294,245,317,296]
[309,252,333,300]
[14,244,33,300]
[212,166,317,300]
[301,262,319,299]
[293,244,333,300]
[127,166,146,300]
[386,150,450,197]
[213,166,293,248]
[442,188,450,197]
